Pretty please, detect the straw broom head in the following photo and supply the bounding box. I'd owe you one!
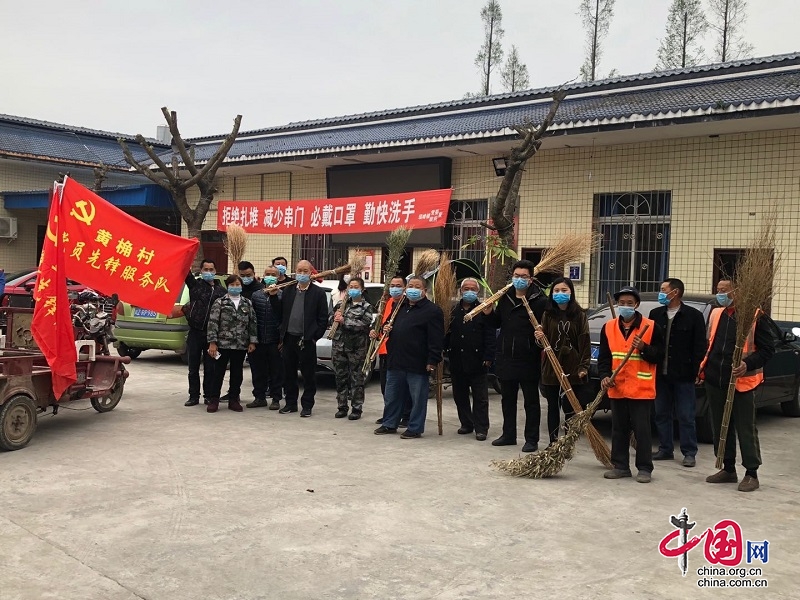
[348,250,368,277]
[414,249,441,279]
[224,224,248,268]
[533,231,599,276]
[433,253,457,333]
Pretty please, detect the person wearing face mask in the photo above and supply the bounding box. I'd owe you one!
[331,277,375,420]
[697,279,774,492]
[247,265,284,410]
[484,260,548,452]
[236,261,261,299]
[374,276,444,439]
[267,259,330,417]
[272,256,293,285]
[183,259,226,407]
[444,278,496,441]
[205,275,258,413]
[648,278,707,467]
[534,277,590,445]
[598,286,665,483]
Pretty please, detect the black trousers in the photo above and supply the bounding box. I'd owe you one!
[499,378,541,443]
[187,328,215,401]
[451,367,490,434]
[209,349,246,400]
[540,382,589,442]
[282,333,317,410]
[380,354,411,419]
[250,342,284,401]
[610,398,654,473]
[706,383,761,473]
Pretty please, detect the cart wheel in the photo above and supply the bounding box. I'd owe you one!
[0,395,38,451]
[91,368,126,413]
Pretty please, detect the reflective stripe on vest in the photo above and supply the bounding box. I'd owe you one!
[604,316,657,400]
[699,307,763,392]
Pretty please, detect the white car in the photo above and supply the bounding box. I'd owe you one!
[314,279,383,374]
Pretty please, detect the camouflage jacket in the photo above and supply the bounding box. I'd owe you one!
[330,299,374,341]
[207,295,258,350]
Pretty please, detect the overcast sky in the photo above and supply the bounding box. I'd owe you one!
[1,0,797,138]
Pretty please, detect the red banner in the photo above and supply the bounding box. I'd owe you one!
[59,178,199,315]
[217,188,451,234]
[31,188,77,399]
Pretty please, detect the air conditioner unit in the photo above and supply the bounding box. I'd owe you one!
[0,217,17,239]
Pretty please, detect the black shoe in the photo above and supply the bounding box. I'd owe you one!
[246,398,269,408]
[279,406,298,414]
[203,399,210,405]
[399,418,409,427]
[457,427,474,435]
[220,393,230,401]
[348,412,362,421]
[269,400,281,410]
[682,456,696,468]
[300,408,312,417]
[491,436,517,447]
[401,430,421,439]
[335,408,349,418]
[375,417,384,424]
[374,426,398,435]
[476,432,487,441]
[652,451,674,461]
[522,442,538,453]
[185,398,199,407]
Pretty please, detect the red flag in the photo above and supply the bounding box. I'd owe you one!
[59,178,199,315]
[31,186,77,399]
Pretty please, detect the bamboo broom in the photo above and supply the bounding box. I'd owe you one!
[223,224,248,270]
[366,293,406,365]
[414,249,441,281]
[326,252,368,339]
[273,252,367,290]
[432,253,457,436]
[520,295,612,468]
[715,213,779,470]
[493,324,650,478]
[464,283,513,322]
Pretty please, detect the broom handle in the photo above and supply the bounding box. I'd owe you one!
[436,363,444,435]
[715,344,744,470]
[607,292,616,318]
[367,295,405,364]
[464,283,513,322]
[327,296,350,340]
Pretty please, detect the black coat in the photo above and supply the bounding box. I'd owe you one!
[487,286,548,381]
[251,289,281,345]
[386,297,444,375]
[445,301,497,374]
[269,283,330,342]
[183,273,226,332]
[649,302,707,382]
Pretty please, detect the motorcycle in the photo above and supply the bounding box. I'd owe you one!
[70,290,118,356]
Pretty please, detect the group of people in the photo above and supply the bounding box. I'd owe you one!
[181,256,774,492]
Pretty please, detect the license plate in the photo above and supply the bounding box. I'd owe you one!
[134,308,158,318]
[590,345,599,360]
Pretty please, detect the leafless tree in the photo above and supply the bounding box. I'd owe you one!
[474,0,505,95]
[501,45,530,92]
[118,108,241,269]
[656,0,708,69]
[708,0,753,62]
[579,0,616,81]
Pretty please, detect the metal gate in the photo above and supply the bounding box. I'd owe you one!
[592,191,671,304]
[295,234,347,273]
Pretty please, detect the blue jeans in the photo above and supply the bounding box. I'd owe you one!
[654,379,698,458]
[383,370,430,434]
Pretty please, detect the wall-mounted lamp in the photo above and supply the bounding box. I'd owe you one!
[492,157,508,177]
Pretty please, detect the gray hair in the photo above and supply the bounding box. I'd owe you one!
[460,277,480,289]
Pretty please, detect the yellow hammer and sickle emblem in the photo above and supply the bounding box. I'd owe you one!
[70,199,96,226]
[46,216,59,243]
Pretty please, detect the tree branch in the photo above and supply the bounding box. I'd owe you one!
[161,107,199,177]
[133,134,180,186]
[183,115,242,188]
[118,138,174,190]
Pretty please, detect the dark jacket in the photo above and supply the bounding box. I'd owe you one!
[649,302,707,382]
[702,308,775,390]
[269,283,330,342]
[487,286,548,381]
[241,280,262,300]
[184,273,226,332]
[251,289,281,345]
[538,308,591,386]
[386,297,444,374]
[598,312,665,379]
[445,300,496,374]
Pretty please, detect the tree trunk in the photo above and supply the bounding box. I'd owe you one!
[487,169,523,292]
[591,0,600,80]
[186,217,204,272]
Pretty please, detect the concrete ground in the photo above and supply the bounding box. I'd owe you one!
[0,351,797,600]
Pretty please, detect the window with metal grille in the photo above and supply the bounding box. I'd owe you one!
[591,191,671,304]
[443,200,488,270]
[296,234,348,273]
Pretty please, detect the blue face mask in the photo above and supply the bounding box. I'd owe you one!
[618,306,635,320]
[347,288,362,299]
[201,272,215,282]
[553,292,570,305]
[512,277,530,290]
[716,293,732,307]
[228,286,242,296]
[462,291,478,304]
[263,276,277,286]
[389,286,404,299]
[657,291,670,305]
[405,288,423,301]
[276,264,287,275]
[295,273,310,284]
[241,276,254,286]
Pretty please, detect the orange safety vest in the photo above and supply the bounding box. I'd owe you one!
[604,316,657,400]
[378,300,394,356]
[699,307,763,392]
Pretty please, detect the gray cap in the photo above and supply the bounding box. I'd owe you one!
[613,285,641,302]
